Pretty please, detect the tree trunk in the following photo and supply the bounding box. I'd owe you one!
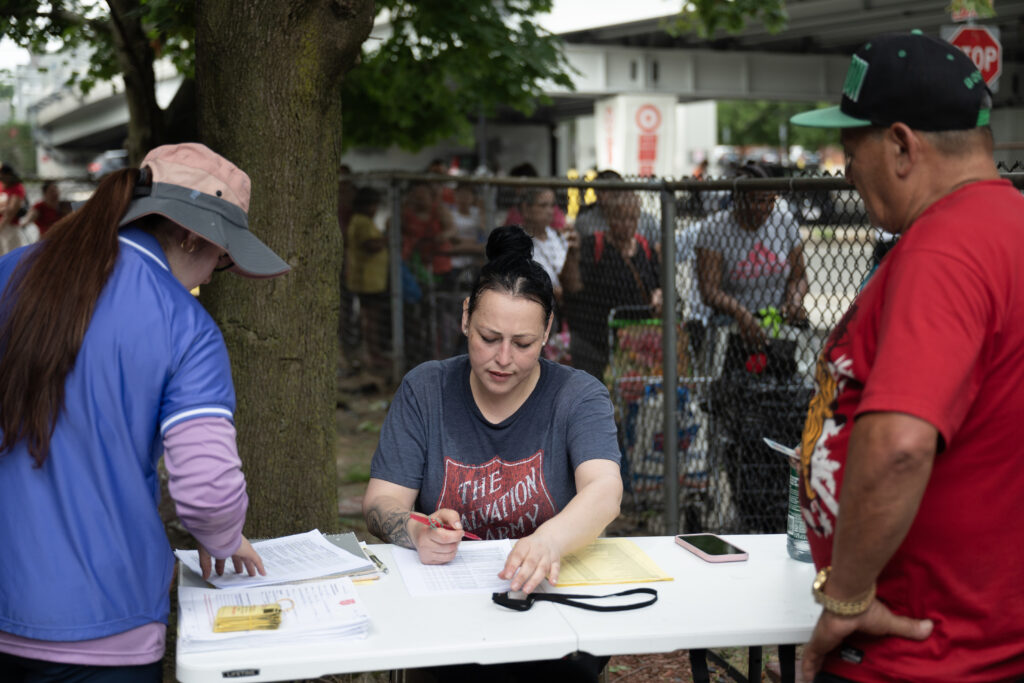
[194,0,375,538]
[106,0,164,162]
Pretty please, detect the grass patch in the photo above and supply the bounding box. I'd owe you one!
[342,465,372,484]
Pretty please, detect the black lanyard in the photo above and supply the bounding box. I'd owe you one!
[492,588,657,612]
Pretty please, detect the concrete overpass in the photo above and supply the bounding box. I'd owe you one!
[31,0,1024,167]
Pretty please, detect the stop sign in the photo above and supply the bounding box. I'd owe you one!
[948,25,1002,86]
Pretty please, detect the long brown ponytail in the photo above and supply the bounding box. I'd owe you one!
[0,168,140,466]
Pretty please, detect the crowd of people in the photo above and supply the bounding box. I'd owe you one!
[2,28,1021,683]
[0,164,73,255]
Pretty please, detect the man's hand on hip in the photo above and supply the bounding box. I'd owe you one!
[802,599,933,680]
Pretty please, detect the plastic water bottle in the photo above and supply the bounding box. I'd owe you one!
[787,458,812,562]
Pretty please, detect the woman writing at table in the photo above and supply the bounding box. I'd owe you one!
[363,226,622,681]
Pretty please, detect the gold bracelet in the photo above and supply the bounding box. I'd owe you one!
[812,567,876,616]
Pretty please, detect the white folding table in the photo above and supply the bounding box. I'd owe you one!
[176,534,819,683]
[546,535,820,683]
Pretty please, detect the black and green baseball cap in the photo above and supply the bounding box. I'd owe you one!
[791,31,991,130]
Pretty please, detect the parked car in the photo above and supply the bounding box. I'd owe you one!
[88,149,129,182]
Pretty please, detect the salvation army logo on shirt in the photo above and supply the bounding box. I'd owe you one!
[731,242,787,280]
[435,451,557,541]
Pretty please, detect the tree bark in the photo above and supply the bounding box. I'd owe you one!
[105,0,164,162]
[194,0,375,537]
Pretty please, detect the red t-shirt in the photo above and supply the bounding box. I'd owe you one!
[401,205,451,275]
[1,181,26,226]
[31,201,63,235]
[800,180,1024,682]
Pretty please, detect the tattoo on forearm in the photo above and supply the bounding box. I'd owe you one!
[366,506,414,548]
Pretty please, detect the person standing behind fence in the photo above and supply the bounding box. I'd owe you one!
[562,191,662,381]
[447,182,487,284]
[694,161,808,371]
[346,186,390,374]
[22,181,71,238]
[502,162,568,231]
[517,186,570,300]
[790,31,1024,682]
[0,143,286,680]
[0,164,26,255]
[401,182,455,288]
[573,169,659,245]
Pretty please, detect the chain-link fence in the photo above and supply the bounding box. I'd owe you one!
[341,168,1024,536]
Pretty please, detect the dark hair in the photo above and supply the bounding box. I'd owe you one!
[509,163,538,177]
[595,169,623,181]
[353,186,381,212]
[41,180,56,193]
[517,186,553,209]
[735,161,773,179]
[0,168,140,466]
[0,163,18,179]
[467,226,553,323]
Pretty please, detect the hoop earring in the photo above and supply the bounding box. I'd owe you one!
[180,240,197,254]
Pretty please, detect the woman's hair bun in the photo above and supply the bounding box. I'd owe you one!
[486,225,534,263]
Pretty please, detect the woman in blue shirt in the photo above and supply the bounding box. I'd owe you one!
[0,143,289,681]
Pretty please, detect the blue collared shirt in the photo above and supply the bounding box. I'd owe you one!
[0,226,235,641]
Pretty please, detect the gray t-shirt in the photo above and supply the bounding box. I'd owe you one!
[370,356,620,541]
[695,205,801,314]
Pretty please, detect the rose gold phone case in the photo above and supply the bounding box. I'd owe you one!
[674,534,749,563]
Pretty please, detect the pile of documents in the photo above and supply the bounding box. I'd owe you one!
[177,577,370,652]
[176,530,378,652]
[174,529,377,588]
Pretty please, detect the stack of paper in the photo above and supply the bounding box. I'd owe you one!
[555,538,672,586]
[175,529,375,588]
[178,577,370,652]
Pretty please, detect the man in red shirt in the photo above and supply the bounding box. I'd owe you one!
[23,181,70,237]
[791,32,1024,682]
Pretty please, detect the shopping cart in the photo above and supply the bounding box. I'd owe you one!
[697,317,816,533]
[606,306,708,532]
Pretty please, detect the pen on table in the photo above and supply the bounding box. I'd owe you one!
[364,548,389,575]
[409,511,482,541]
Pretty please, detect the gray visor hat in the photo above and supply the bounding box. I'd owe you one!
[119,182,290,279]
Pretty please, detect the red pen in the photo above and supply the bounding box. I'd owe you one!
[409,512,482,541]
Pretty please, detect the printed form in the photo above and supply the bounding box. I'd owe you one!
[391,539,515,596]
[175,529,373,589]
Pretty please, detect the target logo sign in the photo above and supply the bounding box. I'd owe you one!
[635,104,662,132]
[634,104,663,176]
[949,25,1002,86]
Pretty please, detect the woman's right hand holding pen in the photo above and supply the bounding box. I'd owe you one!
[409,508,464,565]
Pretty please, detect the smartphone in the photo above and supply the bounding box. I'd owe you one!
[674,533,749,563]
